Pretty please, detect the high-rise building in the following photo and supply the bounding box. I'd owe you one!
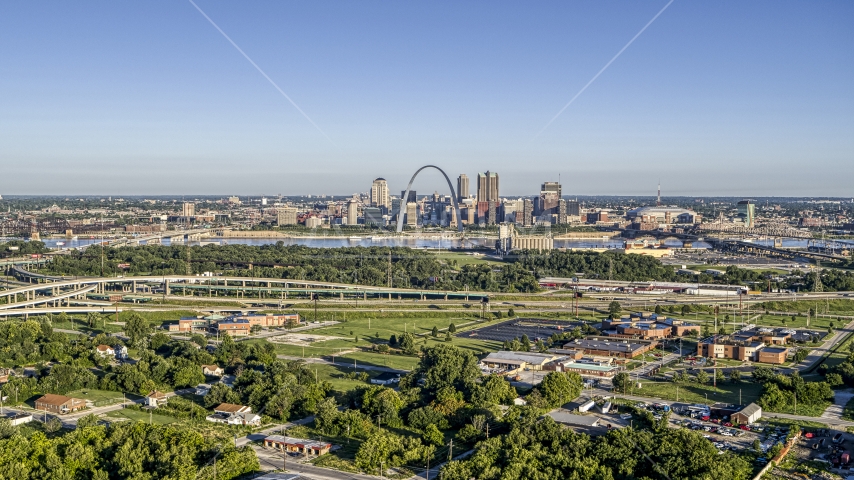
[347,200,359,226]
[522,198,534,227]
[457,174,469,202]
[363,207,383,226]
[557,199,567,225]
[476,171,499,203]
[277,207,298,225]
[401,190,417,203]
[540,182,561,215]
[566,200,580,216]
[406,202,418,226]
[370,178,390,209]
[390,198,402,221]
[737,200,756,228]
[182,202,195,217]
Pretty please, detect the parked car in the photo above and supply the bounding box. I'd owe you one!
[740,425,750,431]
[834,433,844,444]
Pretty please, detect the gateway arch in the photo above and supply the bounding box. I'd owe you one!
[396,165,463,233]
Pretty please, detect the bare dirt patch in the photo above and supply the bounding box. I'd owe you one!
[268,332,346,346]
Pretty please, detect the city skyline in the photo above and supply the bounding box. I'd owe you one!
[1,1,852,196]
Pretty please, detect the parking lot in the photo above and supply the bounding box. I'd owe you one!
[459,318,588,343]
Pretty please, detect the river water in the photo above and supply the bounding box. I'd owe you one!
[8,235,849,251]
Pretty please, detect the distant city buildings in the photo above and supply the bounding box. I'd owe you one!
[277,207,298,226]
[457,174,469,202]
[346,200,359,226]
[737,200,756,228]
[370,178,389,210]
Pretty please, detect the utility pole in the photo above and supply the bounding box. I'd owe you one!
[448,439,453,461]
[485,423,489,439]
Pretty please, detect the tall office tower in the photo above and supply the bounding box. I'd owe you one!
[457,174,469,202]
[737,200,756,228]
[401,190,417,203]
[557,199,567,225]
[370,178,390,209]
[390,198,402,221]
[347,200,359,226]
[277,207,298,225]
[406,202,418,226]
[522,198,534,227]
[540,181,562,215]
[182,202,195,217]
[476,171,499,203]
[566,200,580,216]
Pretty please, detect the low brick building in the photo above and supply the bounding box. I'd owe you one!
[757,347,789,365]
[216,319,251,336]
[34,394,86,414]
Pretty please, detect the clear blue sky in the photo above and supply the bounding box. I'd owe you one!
[1,1,852,197]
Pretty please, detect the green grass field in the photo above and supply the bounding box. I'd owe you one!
[311,364,382,393]
[66,389,131,405]
[619,380,763,407]
[105,408,176,425]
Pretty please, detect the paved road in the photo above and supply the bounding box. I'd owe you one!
[795,318,854,372]
[253,445,380,479]
[634,352,681,378]
[821,389,854,421]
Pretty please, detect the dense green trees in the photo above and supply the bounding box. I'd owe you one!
[0,422,257,479]
[511,249,677,282]
[440,410,752,480]
[533,372,583,408]
[123,313,152,349]
[414,344,481,392]
[754,368,833,414]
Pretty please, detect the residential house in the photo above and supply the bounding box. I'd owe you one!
[115,346,129,360]
[228,411,261,426]
[146,391,169,408]
[0,368,12,384]
[95,345,115,356]
[202,365,224,377]
[206,403,259,425]
[34,394,86,414]
[370,372,401,386]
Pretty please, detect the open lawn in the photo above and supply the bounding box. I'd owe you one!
[105,408,176,425]
[66,389,135,405]
[311,364,382,393]
[339,351,420,371]
[620,380,763,407]
[817,331,854,371]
